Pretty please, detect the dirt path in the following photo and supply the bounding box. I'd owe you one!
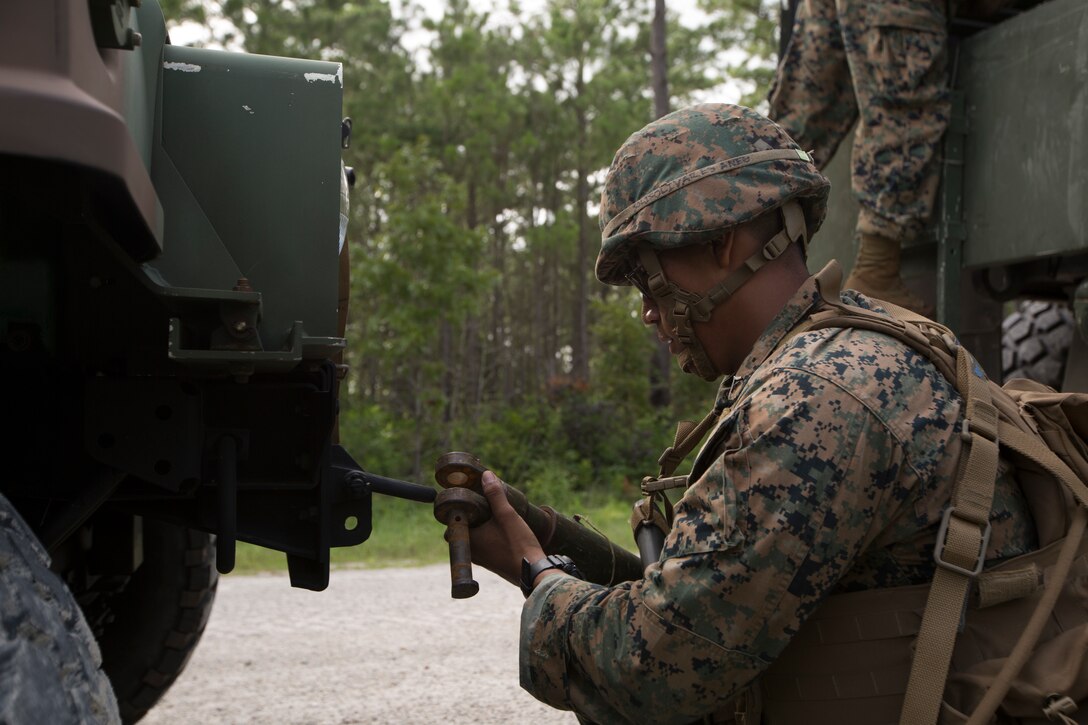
[142,564,576,724]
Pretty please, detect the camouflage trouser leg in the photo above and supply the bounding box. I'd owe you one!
[770,0,951,243]
[768,0,858,170]
[841,0,950,242]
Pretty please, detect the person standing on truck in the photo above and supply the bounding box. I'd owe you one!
[466,104,1042,722]
[767,0,949,315]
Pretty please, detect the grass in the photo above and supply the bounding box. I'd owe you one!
[229,490,638,576]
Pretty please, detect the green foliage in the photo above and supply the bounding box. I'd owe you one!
[158,0,206,24]
[590,292,653,409]
[231,496,459,574]
[698,0,781,108]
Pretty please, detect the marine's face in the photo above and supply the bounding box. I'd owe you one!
[639,293,683,356]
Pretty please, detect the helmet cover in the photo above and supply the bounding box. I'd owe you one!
[595,104,830,285]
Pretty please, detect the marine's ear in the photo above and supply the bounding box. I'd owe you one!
[712,228,738,271]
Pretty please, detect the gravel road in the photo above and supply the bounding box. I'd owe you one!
[142,564,577,725]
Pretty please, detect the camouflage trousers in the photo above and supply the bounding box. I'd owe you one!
[768,0,951,243]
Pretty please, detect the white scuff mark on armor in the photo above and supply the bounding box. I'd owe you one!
[163,62,201,72]
[242,105,255,115]
[303,65,343,86]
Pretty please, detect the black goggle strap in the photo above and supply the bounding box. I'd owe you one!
[637,247,720,380]
[638,247,697,346]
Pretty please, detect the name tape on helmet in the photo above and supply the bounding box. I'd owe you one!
[601,148,813,239]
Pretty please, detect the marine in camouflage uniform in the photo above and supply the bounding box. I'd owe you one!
[466,104,1038,724]
[768,0,950,314]
[519,282,1035,723]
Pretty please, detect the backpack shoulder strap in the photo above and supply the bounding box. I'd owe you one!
[899,343,1002,725]
[764,265,1088,723]
[803,265,1002,724]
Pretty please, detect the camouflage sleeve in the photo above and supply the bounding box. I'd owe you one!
[519,367,921,724]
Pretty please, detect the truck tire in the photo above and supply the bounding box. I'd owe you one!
[1001,300,1075,389]
[92,522,218,723]
[0,493,121,724]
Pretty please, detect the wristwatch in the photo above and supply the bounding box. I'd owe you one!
[520,554,583,598]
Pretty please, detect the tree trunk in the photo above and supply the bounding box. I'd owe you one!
[571,61,590,384]
[491,215,511,403]
[651,0,670,120]
[649,0,672,407]
[440,320,453,427]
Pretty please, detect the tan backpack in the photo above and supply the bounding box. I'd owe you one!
[794,270,1088,724]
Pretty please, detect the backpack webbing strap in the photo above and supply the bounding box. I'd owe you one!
[954,413,1088,723]
[655,409,723,482]
[635,404,726,543]
[998,423,1088,508]
[899,346,1000,725]
[808,265,1001,724]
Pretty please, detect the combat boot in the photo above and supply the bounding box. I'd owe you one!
[843,233,934,317]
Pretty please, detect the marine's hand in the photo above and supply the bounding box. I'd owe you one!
[469,471,545,587]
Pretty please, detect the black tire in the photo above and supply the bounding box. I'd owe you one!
[0,493,120,724]
[1001,300,1075,389]
[91,522,218,724]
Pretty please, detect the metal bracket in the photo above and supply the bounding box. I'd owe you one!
[88,0,142,50]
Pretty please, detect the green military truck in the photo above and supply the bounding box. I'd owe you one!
[795,0,1088,393]
[0,1,433,721]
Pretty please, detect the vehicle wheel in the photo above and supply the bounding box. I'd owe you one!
[90,521,218,724]
[1002,300,1075,389]
[0,493,120,724]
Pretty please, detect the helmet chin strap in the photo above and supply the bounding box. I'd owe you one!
[638,200,808,381]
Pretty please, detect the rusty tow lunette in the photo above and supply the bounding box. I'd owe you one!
[432,451,643,599]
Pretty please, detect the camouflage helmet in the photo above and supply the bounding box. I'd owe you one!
[595,104,830,286]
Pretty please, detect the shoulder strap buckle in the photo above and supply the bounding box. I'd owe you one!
[961,417,998,444]
[934,506,992,577]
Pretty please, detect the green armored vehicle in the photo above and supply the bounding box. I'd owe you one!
[797,0,1088,392]
[0,1,432,721]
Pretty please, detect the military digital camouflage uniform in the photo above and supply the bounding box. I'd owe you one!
[518,272,1037,724]
[767,0,950,243]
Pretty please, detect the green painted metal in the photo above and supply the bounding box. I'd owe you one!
[958,0,1088,266]
[167,318,345,377]
[125,2,167,175]
[937,91,968,331]
[150,45,344,353]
